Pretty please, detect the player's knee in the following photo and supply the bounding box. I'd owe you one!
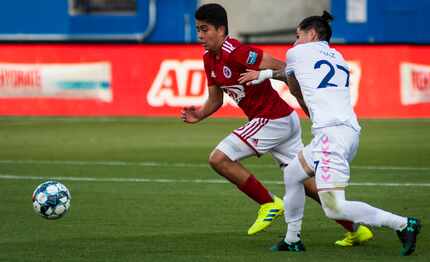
[321,204,342,220]
[283,164,296,186]
[283,158,309,187]
[319,191,345,220]
[208,149,229,170]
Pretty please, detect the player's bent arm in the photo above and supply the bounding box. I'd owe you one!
[249,68,288,85]
[287,74,310,117]
[252,53,287,84]
[259,52,285,71]
[196,85,224,120]
[187,85,224,123]
[294,93,310,117]
[181,85,223,123]
[238,65,287,86]
[272,68,288,82]
[246,47,299,84]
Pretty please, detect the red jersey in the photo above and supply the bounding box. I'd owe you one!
[203,36,294,120]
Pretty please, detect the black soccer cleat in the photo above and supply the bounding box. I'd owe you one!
[396,217,421,256]
[271,239,305,252]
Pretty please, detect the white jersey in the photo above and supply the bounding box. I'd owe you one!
[285,41,360,132]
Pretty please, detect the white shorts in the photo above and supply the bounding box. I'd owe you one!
[302,125,360,189]
[215,111,303,167]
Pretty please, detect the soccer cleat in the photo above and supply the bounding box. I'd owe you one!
[271,239,305,252]
[334,225,374,247]
[247,196,284,235]
[396,217,421,256]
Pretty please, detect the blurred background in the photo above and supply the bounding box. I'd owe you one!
[0,0,430,44]
[0,0,428,118]
[1,0,427,43]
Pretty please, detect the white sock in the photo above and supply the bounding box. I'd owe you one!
[319,190,408,231]
[285,220,302,243]
[283,157,309,224]
[282,157,309,244]
[377,209,408,231]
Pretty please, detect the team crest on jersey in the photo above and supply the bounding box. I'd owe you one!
[246,51,258,65]
[223,66,232,78]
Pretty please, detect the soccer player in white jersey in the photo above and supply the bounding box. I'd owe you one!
[239,11,421,256]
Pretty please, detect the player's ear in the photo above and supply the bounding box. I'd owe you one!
[309,28,319,41]
[218,25,227,36]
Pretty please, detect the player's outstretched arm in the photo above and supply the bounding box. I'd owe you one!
[238,52,287,85]
[259,52,285,70]
[238,68,287,86]
[181,85,223,124]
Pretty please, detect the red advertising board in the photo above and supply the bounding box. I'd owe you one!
[0,44,429,118]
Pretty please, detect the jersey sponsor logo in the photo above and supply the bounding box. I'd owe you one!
[221,84,245,103]
[246,51,258,65]
[400,62,430,105]
[223,66,232,78]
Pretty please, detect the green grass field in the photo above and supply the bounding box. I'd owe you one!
[0,117,429,262]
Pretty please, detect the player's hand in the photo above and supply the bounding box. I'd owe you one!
[238,69,260,85]
[180,106,201,123]
[239,69,273,86]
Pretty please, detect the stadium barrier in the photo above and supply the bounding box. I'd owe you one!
[0,44,429,118]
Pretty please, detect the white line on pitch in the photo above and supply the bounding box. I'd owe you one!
[1,174,429,187]
[0,159,428,171]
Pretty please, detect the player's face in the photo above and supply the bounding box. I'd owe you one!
[196,20,225,52]
[294,28,318,46]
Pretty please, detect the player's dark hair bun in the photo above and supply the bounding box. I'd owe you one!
[321,11,334,22]
[298,10,333,42]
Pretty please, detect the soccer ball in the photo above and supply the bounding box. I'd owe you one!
[32,181,71,219]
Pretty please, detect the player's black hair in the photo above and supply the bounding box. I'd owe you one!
[195,3,229,36]
[298,10,334,42]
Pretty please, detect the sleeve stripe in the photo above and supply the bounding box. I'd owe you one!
[222,47,233,53]
[224,40,235,49]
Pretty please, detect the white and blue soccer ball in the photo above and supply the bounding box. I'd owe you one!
[32,181,71,219]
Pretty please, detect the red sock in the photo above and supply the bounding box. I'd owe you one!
[237,175,273,205]
[335,220,355,232]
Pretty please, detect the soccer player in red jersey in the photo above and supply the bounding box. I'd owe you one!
[181,3,369,241]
